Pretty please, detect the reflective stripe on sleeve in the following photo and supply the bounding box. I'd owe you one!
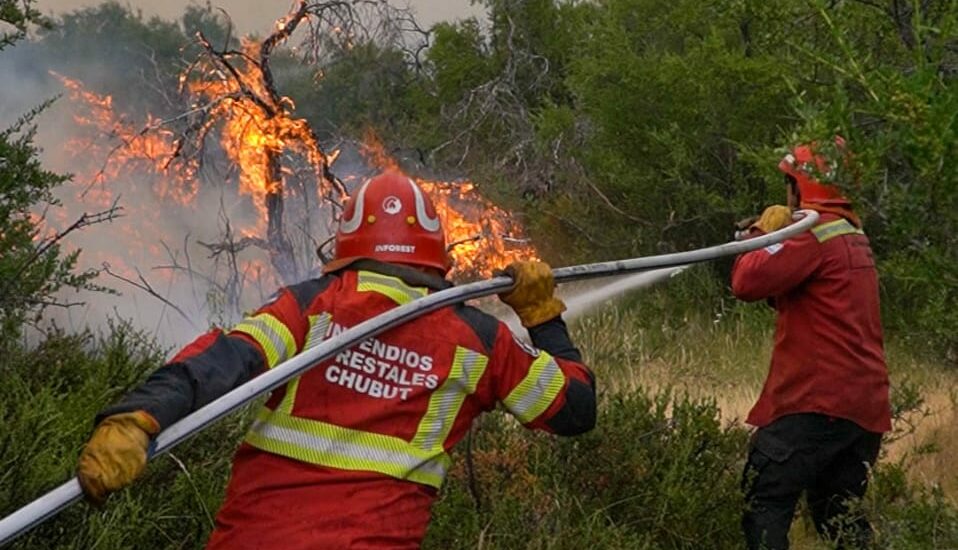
[277,313,333,415]
[412,347,488,451]
[811,219,864,243]
[304,313,332,351]
[357,271,428,305]
[503,353,566,424]
[245,408,450,488]
[231,313,297,368]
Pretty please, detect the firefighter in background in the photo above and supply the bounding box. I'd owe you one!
[732,138,891,549]
[75,171,597,549]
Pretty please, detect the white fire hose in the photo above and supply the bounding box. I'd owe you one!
[0,210,818,546]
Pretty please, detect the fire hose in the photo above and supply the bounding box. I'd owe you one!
[0,210,818,546]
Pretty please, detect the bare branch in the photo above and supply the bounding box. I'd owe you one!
[22,298,87,309]
[101,262,201,331]
[4,200,123,289]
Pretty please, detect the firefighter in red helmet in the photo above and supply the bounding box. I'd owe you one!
[732,139,890,549]
[75,171,596,549]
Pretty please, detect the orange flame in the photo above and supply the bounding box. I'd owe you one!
[181,39,335,232]
[54,72,200,205]
[53,31,537,298]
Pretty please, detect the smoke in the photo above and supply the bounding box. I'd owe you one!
[1,31,533,350]
[1,40,339,346]
[2,29,688,350]
[0,3,576,352]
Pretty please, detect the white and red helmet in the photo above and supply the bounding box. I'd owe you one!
[778,135,852,205]
[325,171,450,273]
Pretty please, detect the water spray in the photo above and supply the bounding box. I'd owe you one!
[0,211,819,545]
[560,265,689,320]
[498,266,689,335]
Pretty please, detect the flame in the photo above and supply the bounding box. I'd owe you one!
[176,39,337,232]
[49,21,538,325]
[54,72,200,204]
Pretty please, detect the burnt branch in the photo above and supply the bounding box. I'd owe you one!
[101,262,200,331]
[446,233,482,252]
[171,2,374,284]
[7,200,123,287]
[195,30,276,117]
[429,12,556,195]
[259,0,321,103]
[58,0,421,303]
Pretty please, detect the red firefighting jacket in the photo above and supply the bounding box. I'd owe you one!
[731,212,891,434]
[98,260,596,549]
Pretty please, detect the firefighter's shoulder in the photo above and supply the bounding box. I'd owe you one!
[278,273,341,311]
[448,303,500,355]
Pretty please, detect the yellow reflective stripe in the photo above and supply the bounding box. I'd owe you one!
[356,271,428,305]
[503,353,566,424]
[811,219,864,243]
[245,408,449,488]
[412,347,488,451]
[278,313,332,415]
[231,313,296,368]
[277,377,301,416]
[304,313,332,351]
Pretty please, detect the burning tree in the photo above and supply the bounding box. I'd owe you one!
[167,1,364,285]
[52,0,537,327]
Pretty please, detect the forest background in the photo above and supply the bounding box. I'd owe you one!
[1,0,956,548]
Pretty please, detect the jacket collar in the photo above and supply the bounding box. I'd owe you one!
[801,202,862,228]
[338,259,453,292]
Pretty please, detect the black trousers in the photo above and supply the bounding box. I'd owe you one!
[741,413,882,550]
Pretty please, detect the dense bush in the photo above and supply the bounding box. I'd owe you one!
[12,0,956,357]
[0,323,256,549]
[402,0,958,360]
[427,390,748,549]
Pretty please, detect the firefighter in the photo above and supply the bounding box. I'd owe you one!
[75,171,596,549]
[732,138,891,549]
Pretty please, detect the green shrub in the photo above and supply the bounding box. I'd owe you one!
[0,323,255,550]
[426,390,749,549]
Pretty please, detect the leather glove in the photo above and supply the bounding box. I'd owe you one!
[77,410,160,506]
[750,205,793,235]
[497,260,566,327]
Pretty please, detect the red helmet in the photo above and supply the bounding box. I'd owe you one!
[325,171,450,273]
[778,136,851,205]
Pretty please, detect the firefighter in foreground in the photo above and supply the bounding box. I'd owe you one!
[75,171,597,548]
[732,138,891,549]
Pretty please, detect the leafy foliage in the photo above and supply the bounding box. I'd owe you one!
[0,0,49,50]
[427,390,748,549]
[0,2,101,334]
[0,324,249,549]
[5,319,957,549]
[406,0,958,360]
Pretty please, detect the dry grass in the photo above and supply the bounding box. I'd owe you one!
[570,305,958,505]
[884,387,958,496]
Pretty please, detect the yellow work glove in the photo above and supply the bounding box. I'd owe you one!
[498,260,566,328]
[77,410,159,506]
[750,205,793,234]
